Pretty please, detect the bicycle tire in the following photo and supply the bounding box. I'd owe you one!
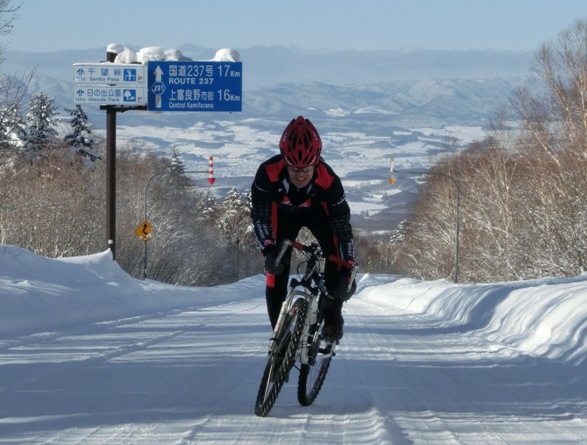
[297,334,333,406]
[254,298,308,417]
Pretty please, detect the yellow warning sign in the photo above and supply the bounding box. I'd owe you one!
[134,220,152,242]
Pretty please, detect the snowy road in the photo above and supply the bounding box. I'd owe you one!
[2,264,587,444]
[0,248,587,445]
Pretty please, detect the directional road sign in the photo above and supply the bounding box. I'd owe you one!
[72,63,146,106]
[73,63,145,85]
[74,86,145,105]
[146,61,242,112]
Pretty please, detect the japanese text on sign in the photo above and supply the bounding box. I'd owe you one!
[73,64,145,84]
[72,63,146,106]
[147,61,242,112]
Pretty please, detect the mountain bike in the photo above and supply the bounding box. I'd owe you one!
[254,239,358,417]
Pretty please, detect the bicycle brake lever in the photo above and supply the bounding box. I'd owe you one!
[275,239,291,267]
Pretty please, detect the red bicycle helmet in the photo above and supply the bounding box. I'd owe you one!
[279,116,322,167]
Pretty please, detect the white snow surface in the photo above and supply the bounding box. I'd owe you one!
[107,44,240,64]
[1,244,587,443]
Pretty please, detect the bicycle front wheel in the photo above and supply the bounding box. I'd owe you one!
[297,335,334,406]
[254,298,308,417]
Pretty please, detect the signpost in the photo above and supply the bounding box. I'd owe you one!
[72,53,242,261]
[73,63,146,107]
[146,61,242,112]
[134,220,152,242]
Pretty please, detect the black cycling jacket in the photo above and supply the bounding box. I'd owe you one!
[251,155,355,261]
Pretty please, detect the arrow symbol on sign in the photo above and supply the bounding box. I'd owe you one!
[154,65,163,109]
[142,222,149,235]
[154,65,163,82]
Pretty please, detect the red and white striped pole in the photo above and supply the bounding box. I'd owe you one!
[208,156,215,185]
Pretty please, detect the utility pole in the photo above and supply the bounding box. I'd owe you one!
[390,157,461,283]
[73,47,241,260]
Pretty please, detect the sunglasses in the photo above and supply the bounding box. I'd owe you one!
[287,166,314,174]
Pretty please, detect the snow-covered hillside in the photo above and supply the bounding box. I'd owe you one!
[1,245,586,443]
[2,46,540,234]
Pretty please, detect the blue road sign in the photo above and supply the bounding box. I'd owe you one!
[72,63,146,107]
[146,61,242,112]
[73,86,145,105]
[73,63,145,85]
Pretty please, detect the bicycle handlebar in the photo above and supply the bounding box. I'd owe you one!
[275,239,359,292]
[275,239,320,265]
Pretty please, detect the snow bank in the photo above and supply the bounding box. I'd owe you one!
[2,245,587,366]
[0,245,261,338]
[359,273,587,365]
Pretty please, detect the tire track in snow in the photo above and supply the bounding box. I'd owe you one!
[341,293,587,444]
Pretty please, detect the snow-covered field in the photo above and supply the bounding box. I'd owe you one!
[6,45,519,234]
[1,245,586,443]
[111,119,486,233]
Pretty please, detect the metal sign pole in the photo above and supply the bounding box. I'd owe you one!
[105,50,117,259]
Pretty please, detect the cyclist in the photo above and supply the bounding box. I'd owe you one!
[251,115,356,341]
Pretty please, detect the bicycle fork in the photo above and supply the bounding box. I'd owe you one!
[298,292,318,365]
[268,289,307,355]
[299,292,336,365]
[267,287,336,364]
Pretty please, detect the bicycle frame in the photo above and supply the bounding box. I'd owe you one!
[256,239,358,415]
[269,240,335,365]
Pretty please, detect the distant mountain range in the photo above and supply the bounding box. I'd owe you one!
[2,45,539,130]
[1,45,542,233]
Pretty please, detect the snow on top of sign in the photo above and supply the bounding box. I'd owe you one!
[211,48,240,62]
[106,43,240,64]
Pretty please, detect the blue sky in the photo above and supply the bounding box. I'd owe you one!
[8,0,587,53]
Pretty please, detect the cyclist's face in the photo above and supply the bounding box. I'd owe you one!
[287,166,314,188]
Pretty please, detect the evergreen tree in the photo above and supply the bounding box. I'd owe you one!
[219,187,253,246]
[389,219,406,247]
[0,102,27,161]
[200,188,219,219]
[64,104,99,160]
[25,92,58,151]
[169,145,185,174]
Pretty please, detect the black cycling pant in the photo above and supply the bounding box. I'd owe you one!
[265,205,340,329]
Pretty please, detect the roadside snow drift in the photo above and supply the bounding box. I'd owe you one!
[1,245,587,444]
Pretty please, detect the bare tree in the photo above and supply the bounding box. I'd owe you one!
[0,0,20,58]
[511,19,587,165]
[395,19,587,282]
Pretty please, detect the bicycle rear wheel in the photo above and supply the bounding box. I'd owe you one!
[254,298,307,417]
[297,334,334,406]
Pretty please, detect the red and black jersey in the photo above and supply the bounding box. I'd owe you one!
[251,155,355,261]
